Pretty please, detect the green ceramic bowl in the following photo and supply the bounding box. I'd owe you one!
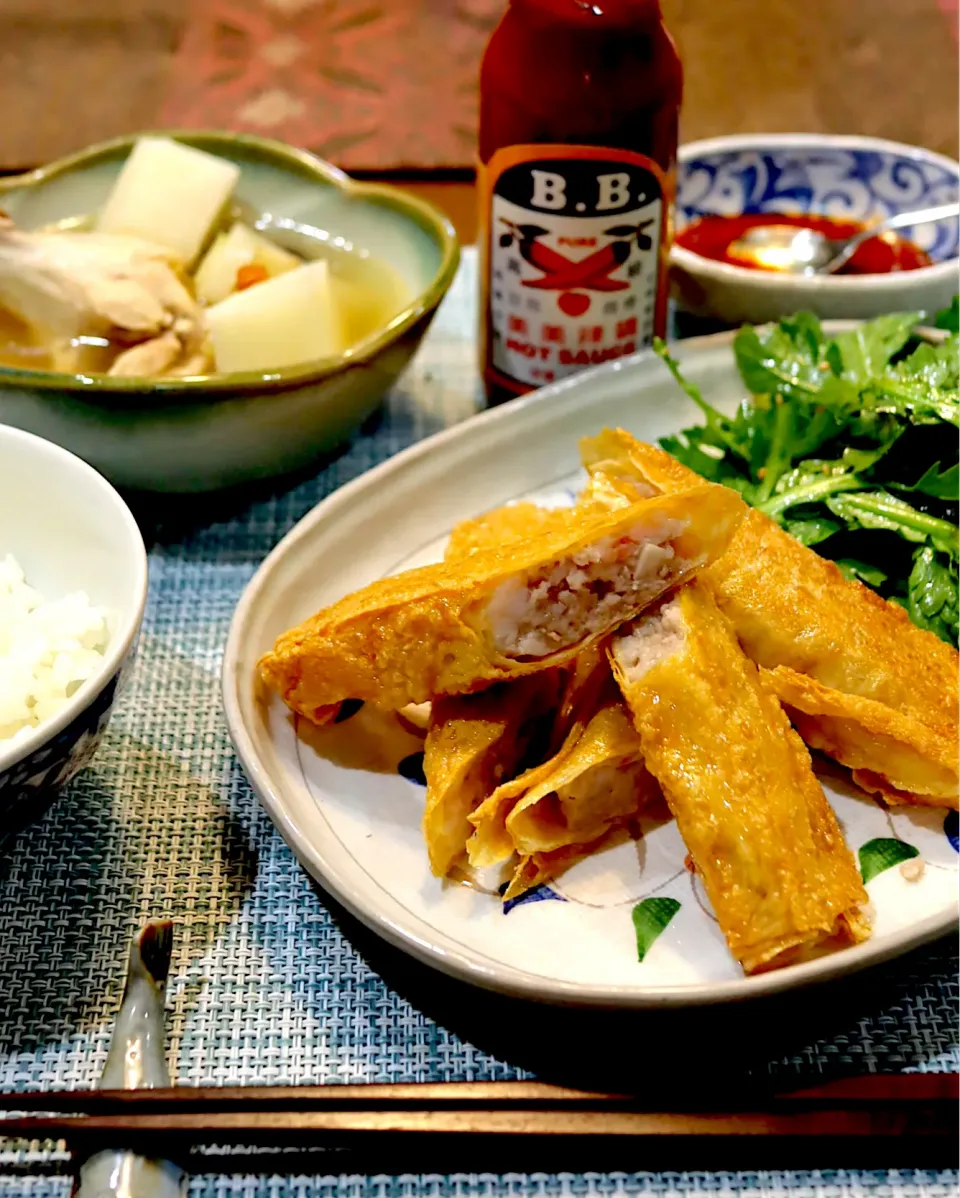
[0,131,460,492]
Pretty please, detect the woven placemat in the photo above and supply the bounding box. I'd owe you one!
[0,252,956,1109]
[0,1170,955,1198]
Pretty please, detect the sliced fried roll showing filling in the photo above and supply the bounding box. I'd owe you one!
[580,429,959,809]
[259,484,744,722]
[611,583,870,975]
[422,672,562,878]
[467,678,656,875]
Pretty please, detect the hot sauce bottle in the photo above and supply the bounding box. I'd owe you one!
[478,0,683,404]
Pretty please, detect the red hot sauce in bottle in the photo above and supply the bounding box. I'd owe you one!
[478,0,683,404]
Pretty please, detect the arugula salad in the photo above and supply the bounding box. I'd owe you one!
[654,297,959,646]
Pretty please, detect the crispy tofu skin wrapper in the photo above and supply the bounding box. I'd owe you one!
[443,472,659,563]
[581,429,959,808]
[581,428,697,500]
[444,503,575,561]
[548,641,611,753]
[611,583,870,975]
[709,517,959,808]
[444,454,661,566]
[506,826,627,901]
[763,666,959,810]
[467,677,657,873]
[259,484,744,722]
[422,672,562,878]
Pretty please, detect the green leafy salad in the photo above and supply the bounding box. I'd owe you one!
[654,297,959,647]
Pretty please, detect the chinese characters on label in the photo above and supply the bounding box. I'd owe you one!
[502,314,642,385]
[487,154,663,389]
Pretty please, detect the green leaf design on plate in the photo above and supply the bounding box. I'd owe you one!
[632,896,681,962]
[858,837,919,884]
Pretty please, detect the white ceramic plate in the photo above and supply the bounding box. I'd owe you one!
[222,333,959,1008]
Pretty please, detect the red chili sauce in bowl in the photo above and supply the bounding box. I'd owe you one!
[674,212,933,275]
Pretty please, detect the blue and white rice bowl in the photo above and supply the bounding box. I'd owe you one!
[0,426,147,844]
[671,133,960,324]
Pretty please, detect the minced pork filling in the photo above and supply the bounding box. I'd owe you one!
[612,592,687,683]
[487,519,688,659]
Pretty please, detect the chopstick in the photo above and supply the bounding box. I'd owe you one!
[0,1076,955,1169]
[0,1074,955,1113]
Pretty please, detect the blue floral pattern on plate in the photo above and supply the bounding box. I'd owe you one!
[501,882,566,915]
[677,145,959,262]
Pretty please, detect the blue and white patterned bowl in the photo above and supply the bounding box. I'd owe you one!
[671,134,960,324]
[0,427,147,846]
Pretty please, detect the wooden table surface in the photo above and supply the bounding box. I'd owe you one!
[396,179,478,244]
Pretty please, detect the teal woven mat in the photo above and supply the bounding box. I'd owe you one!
[0,1172,958,1198]
[0,1171,956,1198]
[0,252,956,1103]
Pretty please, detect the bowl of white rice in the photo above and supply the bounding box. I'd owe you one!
[0,425,147,844]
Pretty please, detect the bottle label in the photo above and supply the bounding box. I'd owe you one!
[480,143,668,394]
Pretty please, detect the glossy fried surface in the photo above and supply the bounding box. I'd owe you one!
[467,680,655,871]
[581,428,698,498]
[766,665,959,810]
[259,483,744,722]
[422,672,562,878]
[444,502,574,561]
[505,826,628,901]
[506,697,654,856]
[707,513,959,746]
[612,583,870,975]
[547,641,611,754]
[582,429,959,807]
[443,468,656,562]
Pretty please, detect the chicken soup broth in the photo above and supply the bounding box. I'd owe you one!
[0,209,411,378]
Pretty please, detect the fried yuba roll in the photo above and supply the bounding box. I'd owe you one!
[581,427,703,499]
[467,681,656,871]
[506,697,654,855]
[611,583,870,975]
[444,503,574,561]
[259,484,744,722]
[709,517,959,809]
[443,447,661,567]
[444,470,660,563]
[505,826,627,900]
[581,429,959,808]
[422,672,561,878]
[531,640,610,756]
[761,666,958,808]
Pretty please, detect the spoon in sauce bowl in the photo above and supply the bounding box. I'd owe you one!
[729,201,959,275]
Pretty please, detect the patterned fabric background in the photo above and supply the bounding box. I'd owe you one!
[0,253,957,1195]
[0,0,956,173]
[153,0,960,173]
[159,0,502,169]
